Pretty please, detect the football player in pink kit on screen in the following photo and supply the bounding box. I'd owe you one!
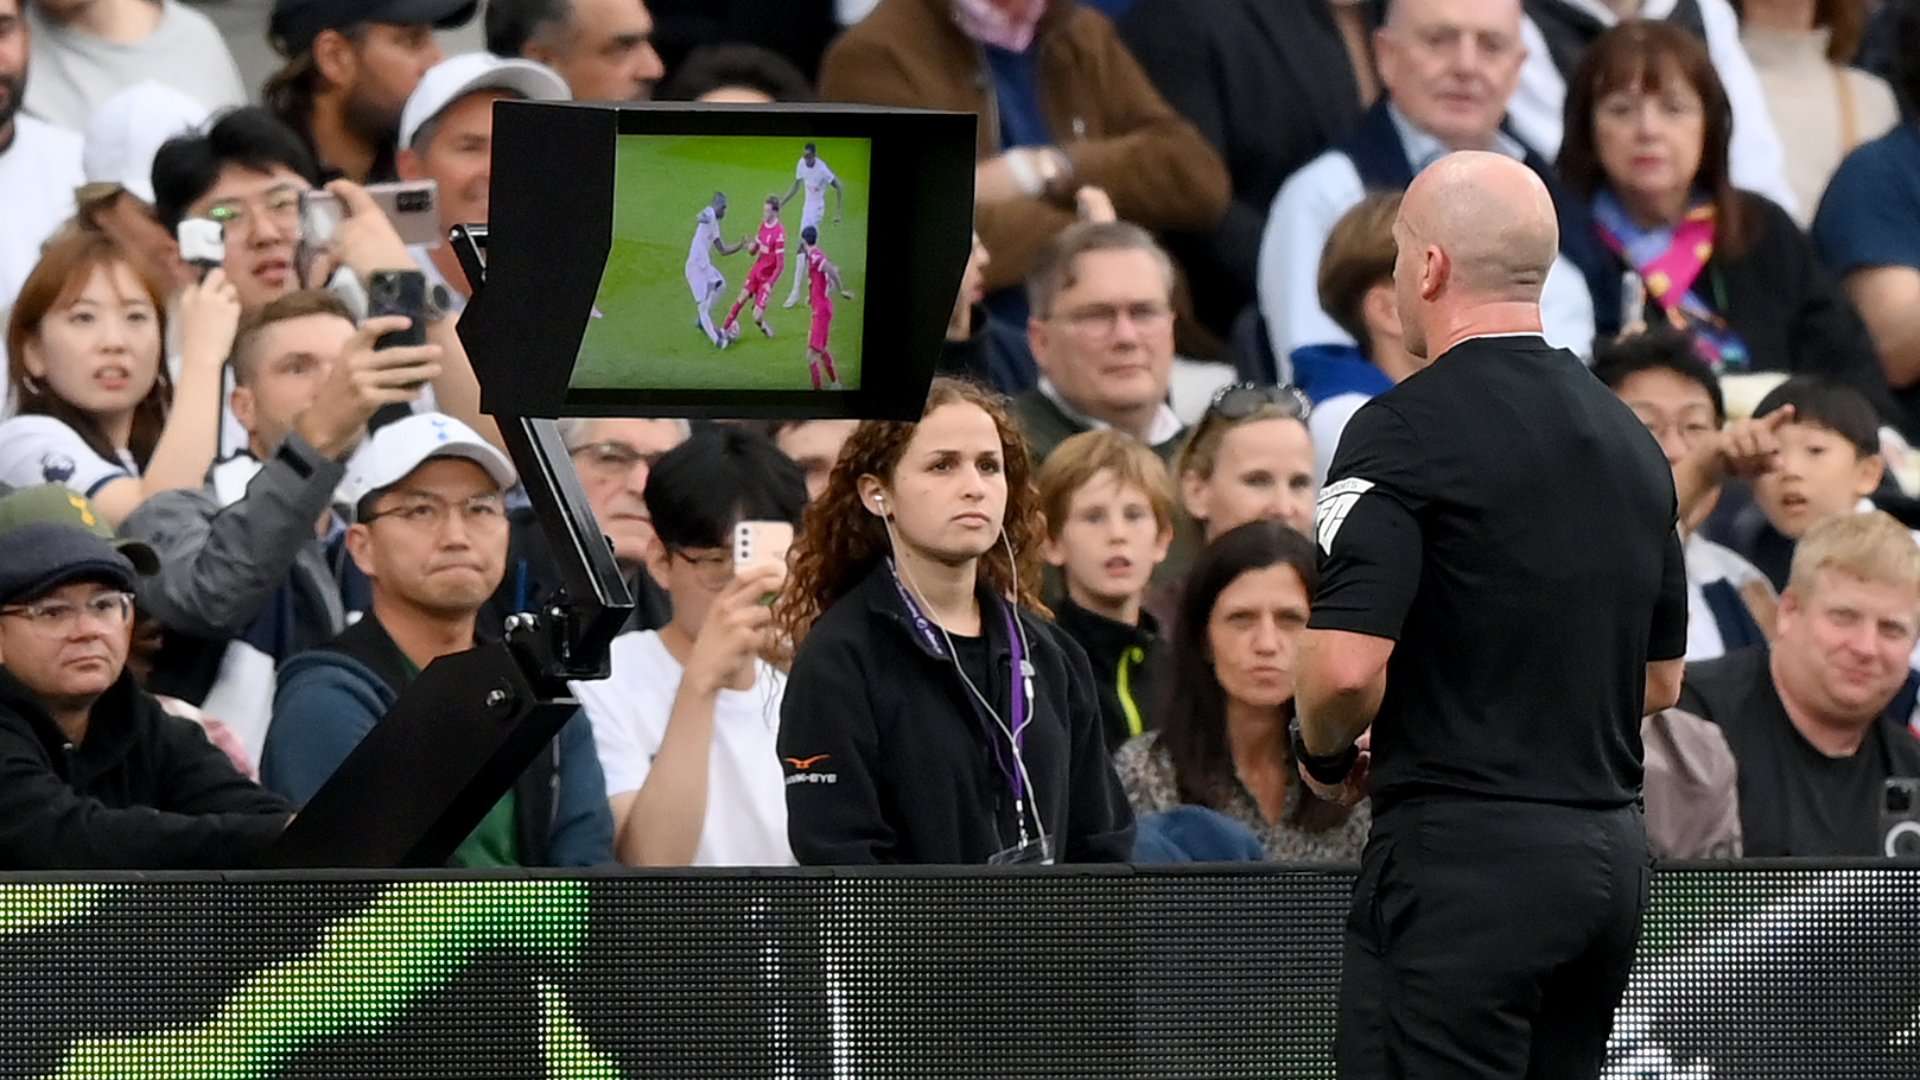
[722,196,787,340]
[801,224,854,390]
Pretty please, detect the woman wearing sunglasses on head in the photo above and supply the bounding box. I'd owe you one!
[774,378,1135,866]
[1176,382,1318,544]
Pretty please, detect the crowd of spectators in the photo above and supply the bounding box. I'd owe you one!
[2,0,1920,871]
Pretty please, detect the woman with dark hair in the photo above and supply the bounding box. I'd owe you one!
[775,377,1134,865]
[1113,520,1368,862]
[1559,21,1898,428]
[0,228,239,525]
[1566,21,1896,422]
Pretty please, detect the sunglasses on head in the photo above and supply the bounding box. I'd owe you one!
[1207,382,1312,423]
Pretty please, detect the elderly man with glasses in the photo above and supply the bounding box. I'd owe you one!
[1013,221,1187,467]
[483,417,690,640]
[0,509,292,869]
[261,412,613,868]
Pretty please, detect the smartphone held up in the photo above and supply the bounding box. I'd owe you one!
[300,180,442,249]
[734,521,794,604]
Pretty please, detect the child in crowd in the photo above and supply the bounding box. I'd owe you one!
[1037,430,1176,752]
[1734,377,1896,590]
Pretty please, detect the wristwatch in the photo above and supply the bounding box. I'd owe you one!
[1289,714,1358,785]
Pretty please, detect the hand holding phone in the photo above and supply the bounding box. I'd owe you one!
[685,561,785,695]
[176,218,225,277]
[308,180,425,285]
[300,180,441,249]
[368,266,428,334]
[292,315,442,459]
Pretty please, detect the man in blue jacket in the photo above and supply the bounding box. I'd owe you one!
[261,413,612,866]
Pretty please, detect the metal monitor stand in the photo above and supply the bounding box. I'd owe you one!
[265,224,633,868]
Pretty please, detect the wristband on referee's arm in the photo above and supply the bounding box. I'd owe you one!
[1289,714,1358,785]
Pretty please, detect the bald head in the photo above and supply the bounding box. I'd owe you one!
[1391,152,1558,358]
[1401,152,1558,299]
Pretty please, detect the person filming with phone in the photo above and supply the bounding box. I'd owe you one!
[119,290,443,762]
[568,427,806,868]
[774,377,1135,866]
[152,107,498,451]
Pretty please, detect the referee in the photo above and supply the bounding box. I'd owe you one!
[1291,152,1687,1078]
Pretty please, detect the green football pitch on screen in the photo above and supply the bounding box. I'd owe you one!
[573,134,872,393]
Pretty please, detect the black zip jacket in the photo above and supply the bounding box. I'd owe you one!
[0,667,291,869]
[1053,598,1164,754]
[779,562,1135,865]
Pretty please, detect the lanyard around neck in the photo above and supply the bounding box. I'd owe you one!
[886,559,1031,797]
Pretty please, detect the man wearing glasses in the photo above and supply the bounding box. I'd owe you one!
[123,289,441,763]
[1013,221,1186,466]
[0,516,293,869]
[483,417,689,639]
[151,106,324,315]
[568,427,805,867]
[261,412,613,868]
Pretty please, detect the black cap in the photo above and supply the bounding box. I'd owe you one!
[269,0,478,57]
[0,524,140,608]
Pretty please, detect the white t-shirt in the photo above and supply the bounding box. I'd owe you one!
[0,116,85,382]
[0,414,136,495]
[687,207,721,271]
[796,157,837,210]
[571,630,795,867]
[23,0,246,134]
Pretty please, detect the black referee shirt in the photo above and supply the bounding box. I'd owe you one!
[1309,334,1688,810]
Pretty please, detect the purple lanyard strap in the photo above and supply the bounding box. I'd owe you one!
[887,560,1030,799]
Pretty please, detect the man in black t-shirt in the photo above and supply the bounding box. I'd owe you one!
[1679,511,1920,856]
[1291,153,1688,1079]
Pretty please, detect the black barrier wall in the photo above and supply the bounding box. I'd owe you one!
[1,864,1915,1078]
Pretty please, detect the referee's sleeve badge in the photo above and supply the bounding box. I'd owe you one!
[1315,478,1375,556]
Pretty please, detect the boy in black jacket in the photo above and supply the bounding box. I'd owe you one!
[1037,430,1176,752]
[0,522,291,869]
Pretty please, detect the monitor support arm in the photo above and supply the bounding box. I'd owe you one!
[265,225,633,868]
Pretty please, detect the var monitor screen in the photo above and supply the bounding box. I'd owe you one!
[577,135,871,394]
[465,103,975,421]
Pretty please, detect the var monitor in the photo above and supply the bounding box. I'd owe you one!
[461,103,975,422]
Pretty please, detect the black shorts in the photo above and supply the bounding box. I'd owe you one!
[1337,798,1650,1079]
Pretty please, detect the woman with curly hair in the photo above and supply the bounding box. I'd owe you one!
[775,377,1134,865]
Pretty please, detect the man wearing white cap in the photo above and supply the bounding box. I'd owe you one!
[396,52,569,312]
[261,411,614,867]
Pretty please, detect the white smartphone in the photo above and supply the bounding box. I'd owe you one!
[733,521,794,578]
